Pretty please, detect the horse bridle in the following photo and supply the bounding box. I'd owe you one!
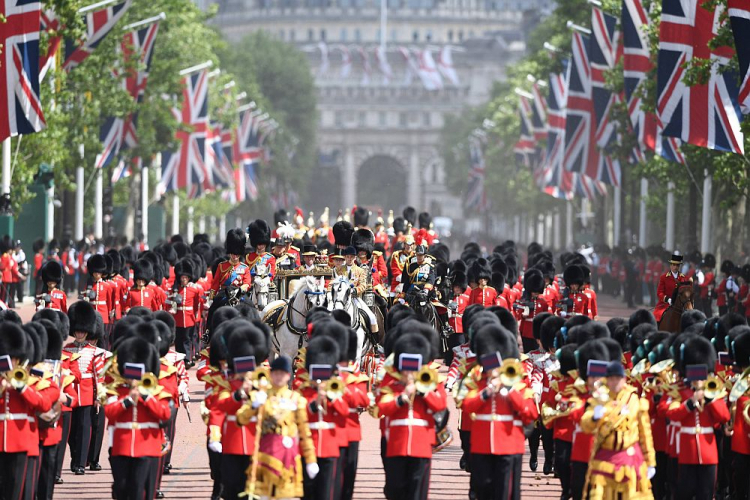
[332,280,353,310]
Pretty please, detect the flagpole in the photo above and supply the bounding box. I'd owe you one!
[187,206,194,242]
[566,21,592,35]
[94,158,103,239]
[122,12,165,31]
[141,162,149,244]
[2,138,10,199]
[566,202,574,249]
[179,60,213,77]
[613,186,621,247]
[638,178,648,247]
[665,182,675,250]
[79,0,118,14]
[700,171,712,253]
[75,149,85,241]
[172,195,179,236]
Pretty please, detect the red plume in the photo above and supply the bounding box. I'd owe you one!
[295,206,303,218]
[415,228,429,246]
[351,205,357,217]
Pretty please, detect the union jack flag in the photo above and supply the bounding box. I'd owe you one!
[622,0,656,151]
[658,0,744,154]
[530,80,548,141]
[465,135,488,211]
[514,94,536,168]
[234,109,263,201]
[96,22,161,170]
[729,0,750,114]
[1,0,46,142]
[62,0,132,72]
[589,7,622,186]
[111,157,137,184]
[563,33,602,180]
[160,70,209,198]
[39,8,61,82]
[205,122,234,192]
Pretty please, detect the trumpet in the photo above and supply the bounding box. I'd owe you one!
[414,366,438,394]
[705,375,727,401]
[324,376,346,400]
[497,359,523,388]
[541,393,580,426]
[137,373,159,395]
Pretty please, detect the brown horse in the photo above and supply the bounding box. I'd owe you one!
[657,281,695,333]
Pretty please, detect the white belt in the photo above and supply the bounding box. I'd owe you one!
[81,374,94,379]
[226,416,257,423]
[309,422,336,430]
[390,418,429,427]
[92,301,107,305]
[113,422,160,430]
[0,413,30,421]
[348,408,360,414]
[473,414,523,425]
[176,306,194,311]
[680,426,714,435]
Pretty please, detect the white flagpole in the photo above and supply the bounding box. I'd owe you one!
[2,138,10,199]
[701,171,712,253]
[75,145,85,240]
[122,12,165,31]
[141,163,149,243]
[179,61,213,77]
[172,195,180,236]
[94,160,103,239]
[79,0,118,14]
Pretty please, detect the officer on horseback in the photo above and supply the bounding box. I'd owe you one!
[654,251,687,323]
[206,229,252,338]
[403,244,436,305]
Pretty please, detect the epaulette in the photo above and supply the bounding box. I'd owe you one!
[290,245,300,251]
[156,387,172,400]
[34,378,52,391]
[218,390,232,401]
[200,349,210,358]
[159,365,178,379]
[373,250,383,257]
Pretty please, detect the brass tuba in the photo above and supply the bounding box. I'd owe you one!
[247,367,271,390]
[705,374,727,401]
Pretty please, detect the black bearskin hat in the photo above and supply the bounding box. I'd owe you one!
[451,271,468,291]
[351,228,375,252]
[174,259,194,281]
[721,259,735,274]
[418,212,432,229]
[563,264,584,287]
[392,217,406,235]
[628,309,657,333]
[225,228,248,255]
[87,254,106,275]
[106,249,123,275]
[392,333,430,368]
[702,253,716,268]
[248,220,271,248]
[117,336,160,375]
[524,269,545,295]
[471,258,492,282]
[732,330,750,369]
[576,340,610,378]
[133,259,154,283]
[332,221,354,247]
[558,344,578,376]
[273,209,289,227]
[41,260,63,285]
[353,206,369,227]
[68,301,98,335]
[678,335,716,375]
[0,322,28,360]
[402,206,417,226]
[315,320,350,363]
[305,336,341,370]
[541,316,565,351]
[33,238,45,253]
[35,318,62,360]
[474,324,519,361]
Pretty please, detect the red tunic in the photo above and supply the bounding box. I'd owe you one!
[36,288,67,313]
[654,271,686,322]
[449,293,470,333]
[170,284,204,328]
[0,381,52,453]
[302,386,349,458]
[124,287,157,312]
[104,386,171,457]
[469,286,498,307]
[514,296,551,339]
[90,279,114,324]
[664,388,730,465]
[341,367,370,443]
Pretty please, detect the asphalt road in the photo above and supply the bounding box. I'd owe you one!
[14,294,637,499]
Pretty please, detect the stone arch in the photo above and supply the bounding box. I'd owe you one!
[356,154,408,211]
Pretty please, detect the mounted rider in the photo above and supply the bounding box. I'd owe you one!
[653,251,687,323]
[206,229,252,338]
[329,221,355,268]
[389,234,415,301]
[271,223,298,273]
[246,220,276,281]
[402,244,436,305]
[331,246,379,334]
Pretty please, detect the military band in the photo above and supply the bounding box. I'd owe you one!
[6,206,750,500]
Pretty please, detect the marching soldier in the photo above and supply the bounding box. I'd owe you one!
[653,252,687,323]
[460,324,538,500]
[696,254,716,316]
[124,259,157,312]
[468,259,497,307]
[84,254,114,337]
[36,261,67,313]
[245,220,276,281]
[377,333,448,500]
[558,265,591,319]
[514,269,551,354]
[170,259,204,362]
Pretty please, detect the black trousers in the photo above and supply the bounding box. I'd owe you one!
[676,464,717,500]
[22,452,40,500]
[87,405,105,466]
[341,441,359,500]
[653,451,668,500]
[383,456,430,500]
[0,452,28,500]
[110,456,159,500]
[37,444,57,500]
[69,406,92,469]
[570,461,588,500]
[164,406,178,467]
[221,454,250,500]
[554,439,572,498]
[207,441,223,499]
[175,326,194,360]
[734,452,750,500]
[54,411,72,477]
[667,457,679,500]
[303,456,338,500]
[528,420,554,464]
[471,453,521,500]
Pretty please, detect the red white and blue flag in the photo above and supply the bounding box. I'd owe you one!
[465,135,488,212]
[563,33,602,180]
[204,122,234,192]
[514,94,536,168]
[530,80,548,141]
[621,0,657,152]
[62,0,132,72]
[97,22,161,170]
[589,7,622,186]
[658,0,744,154]
[111,157,136,184]
[728,0,750,114]
[39,8,61,82]
[160,70,210,198]
[1,0,46,142]
[234,108,264,202]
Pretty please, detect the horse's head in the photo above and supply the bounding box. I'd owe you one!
[302,276,327,309]
[671,281,695,310]
[252,274,271,309]
[329,276,353,311]
[255,263,268,279]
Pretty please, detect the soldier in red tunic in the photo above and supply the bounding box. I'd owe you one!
[124,260,158,312]
[468,259,497,307]
[105,336,171,500]
[36,261,67,313]
[377,333,448,500]
[170,259,204,361]
[653,252,687,323]
[83,254,114,334]
[514,269,551,354]
[558,265,591,319]
[460,325,538,500]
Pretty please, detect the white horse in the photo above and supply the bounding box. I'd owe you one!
[250,264,272,312]
[261,275,327,360]
[327,276,371,366]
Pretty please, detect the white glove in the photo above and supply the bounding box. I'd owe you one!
[306,462,320,479]
[593,405,605,421]
[178,382,188,395]
[667,298,672,305]
[252,391,268,409]
[208,441,223,453]
[560,311,568,318]
[647,467,656,480]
